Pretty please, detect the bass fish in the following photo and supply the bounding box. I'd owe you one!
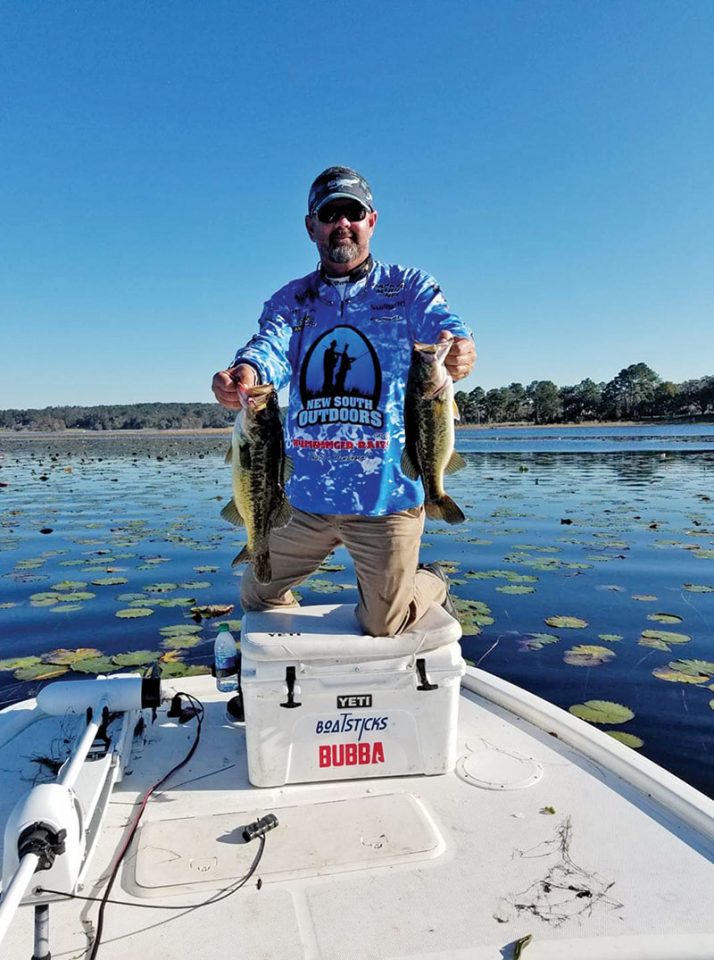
[220,384,292,583]
[401,340,466,524]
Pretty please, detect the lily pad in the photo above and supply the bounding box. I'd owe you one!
[640,629,691,645]
[113,651,161,667]
[632,594,657,602]
[189,604,234,620]
[72,656,118,674]
[652,660,711,684]
[683,583,714,593]
[145,583,178,593]
[115,607,155,618]
[161,634,202,650]
[179,581,211,590]
[0,656,42,672]
[159,661,211,679]
[545,616,588,629]
[91,577,129,586]
[518,633,559,651]
[56,592,95,602]
[52,580,88,591]
[638,636,671,651]
[496,585,536,595]
[564,645,615,666]
[647,613,683,624]
[42,648,103,666]
[606,731,644,749]
[15,663,70,681]
[159,624,204,636]
[598,634,623,643]
[569,700,634,724]
[49,603,85,613]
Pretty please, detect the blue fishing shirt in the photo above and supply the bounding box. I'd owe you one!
[232,260,473,516]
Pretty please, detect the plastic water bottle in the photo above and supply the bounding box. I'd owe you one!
[214,623,238,693]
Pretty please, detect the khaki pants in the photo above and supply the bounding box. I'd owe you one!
[240,506,446,636]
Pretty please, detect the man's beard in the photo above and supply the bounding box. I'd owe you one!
[327,235,359,263]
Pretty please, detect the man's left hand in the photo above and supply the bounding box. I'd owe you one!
[437,331,477,382]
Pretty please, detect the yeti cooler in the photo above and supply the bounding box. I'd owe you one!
[240,603,464,787]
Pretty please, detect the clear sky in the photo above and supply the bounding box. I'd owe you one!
[1,0,712,409]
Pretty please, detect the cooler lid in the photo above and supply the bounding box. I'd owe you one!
[241,603,462,662]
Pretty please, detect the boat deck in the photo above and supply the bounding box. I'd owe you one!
[1,672,713,960]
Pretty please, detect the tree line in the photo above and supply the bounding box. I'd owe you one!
[0,402,235,432]
[455,365,713,425]
[0,365,712,431]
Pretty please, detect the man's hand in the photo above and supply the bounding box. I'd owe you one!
[437,331,477,382]
[211,364,258,410]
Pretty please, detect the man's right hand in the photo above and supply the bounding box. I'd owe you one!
[211,364,258,409]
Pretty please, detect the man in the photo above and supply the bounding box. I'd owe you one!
[212,166,476,636]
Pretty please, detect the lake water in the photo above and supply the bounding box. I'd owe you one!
[1,425,713,797]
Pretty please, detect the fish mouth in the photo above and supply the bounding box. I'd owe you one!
[238,384,276,412]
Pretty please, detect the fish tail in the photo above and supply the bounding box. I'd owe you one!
[425,495,466,525]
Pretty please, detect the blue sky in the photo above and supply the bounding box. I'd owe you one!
[1,0,712,409]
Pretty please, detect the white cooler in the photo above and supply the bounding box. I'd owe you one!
[240,603,464,787]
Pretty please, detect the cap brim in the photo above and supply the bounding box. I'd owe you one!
[312,193,372,215]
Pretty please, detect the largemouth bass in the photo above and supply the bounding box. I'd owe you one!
[220,384,292,583]
[401,340,466,524]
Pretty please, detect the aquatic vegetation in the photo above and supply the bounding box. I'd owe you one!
[545,616,588,629]
[518,633,559,651]
[569,700,634,724]
[563,645,615,666]
[606,731,643,749]
[115,607,155,618]
[640,629,691,645]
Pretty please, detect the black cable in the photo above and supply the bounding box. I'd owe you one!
[36,834,265,910]
[85,690,205,959]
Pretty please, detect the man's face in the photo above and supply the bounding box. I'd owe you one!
[305,199,378,272]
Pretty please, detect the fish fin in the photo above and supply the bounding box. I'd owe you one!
[253,551,272,584]
[273,495,293,529]
[453,400,461,422]
[400,448,420,480]
[231,544,251,568]
[444,450,467,475]
[224,444,233,465]
[282,455,294,482]
[220,500,245,527]
[425,495,466,525]
[238,443,252,470]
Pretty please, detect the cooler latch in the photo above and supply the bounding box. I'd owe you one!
[280,666,302,709]
[416,658,438,691]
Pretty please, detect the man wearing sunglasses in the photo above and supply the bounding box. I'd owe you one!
[212,166,476,637]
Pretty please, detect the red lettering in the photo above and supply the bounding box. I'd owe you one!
[317,741,386,768]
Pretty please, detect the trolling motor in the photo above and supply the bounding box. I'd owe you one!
[0,675,162,958]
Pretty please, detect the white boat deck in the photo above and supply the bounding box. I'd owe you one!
[1,671,713,960]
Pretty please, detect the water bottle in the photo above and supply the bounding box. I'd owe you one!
[214,623,238,693]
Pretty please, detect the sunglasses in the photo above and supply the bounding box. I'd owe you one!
[316,201,368,224]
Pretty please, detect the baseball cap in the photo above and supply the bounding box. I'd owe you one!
[308,166,374,216]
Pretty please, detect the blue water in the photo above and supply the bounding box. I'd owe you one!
[0,426,712,797]
[458,422,714,452]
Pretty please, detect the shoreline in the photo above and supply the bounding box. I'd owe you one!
[0,419,711,440]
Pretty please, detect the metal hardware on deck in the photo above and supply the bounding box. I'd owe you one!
[280,667,302,708]
[416,658,438,691]
[32,903,50,960]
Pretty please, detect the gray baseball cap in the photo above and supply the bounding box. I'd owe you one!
[308,166,374,215]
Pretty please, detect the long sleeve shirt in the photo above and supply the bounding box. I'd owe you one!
[232,260,473,516]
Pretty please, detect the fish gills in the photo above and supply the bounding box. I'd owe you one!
[401,341,466,524]
[220,384,292,583]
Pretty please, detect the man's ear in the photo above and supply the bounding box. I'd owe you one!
[305,214,316,242]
